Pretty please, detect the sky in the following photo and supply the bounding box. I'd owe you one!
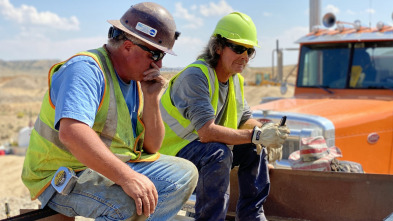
[0,0,392,68]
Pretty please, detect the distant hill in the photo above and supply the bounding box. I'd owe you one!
[0,59,185,76]
[0,59,297,84]
[0,59,60,76]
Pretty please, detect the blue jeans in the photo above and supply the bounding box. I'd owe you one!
[177,141,269,221]
[39,154,198,221]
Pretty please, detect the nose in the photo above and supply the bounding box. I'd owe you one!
[154,59,163,68]
[241,51,249,62]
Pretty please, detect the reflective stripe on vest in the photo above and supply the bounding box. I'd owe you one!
[33,49,118,152]
[22,47,160,200]
[160,60,244,154]
[89,49,117,148]
[159,60,219,141]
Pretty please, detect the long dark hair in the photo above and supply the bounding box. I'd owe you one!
[197,35,226,68]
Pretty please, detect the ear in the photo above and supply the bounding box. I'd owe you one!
[122,40,134,52]
[216,46,222,55]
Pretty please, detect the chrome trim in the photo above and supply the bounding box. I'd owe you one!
[251,110,336,160]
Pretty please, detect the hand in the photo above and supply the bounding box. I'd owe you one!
[140,62,167,98]
[120,172,158,217]
[255,144,263,155]
[267,145,283,163]
[251,123,290,148]
[275,123,291,135]
[268,163,275,169]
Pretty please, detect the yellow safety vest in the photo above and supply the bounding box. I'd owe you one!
[159,59,245,156]
[22,47,159,200]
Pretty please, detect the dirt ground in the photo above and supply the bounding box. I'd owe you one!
[0,65,295,219]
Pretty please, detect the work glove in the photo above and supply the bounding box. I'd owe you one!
[255,144,263,155]
[251,123,290,148]
[266,145,283,163]
[255,144,282,169]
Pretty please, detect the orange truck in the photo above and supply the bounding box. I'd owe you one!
[252,13,393,175]
[181,13,393,221]
[242,13,393,220]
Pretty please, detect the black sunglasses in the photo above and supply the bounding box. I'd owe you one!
[124,37,166,62]
[108,27,166,61]
[225,42,255,58]
[134,43,166,62]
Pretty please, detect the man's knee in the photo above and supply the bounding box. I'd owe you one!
[49,184,136,220]
[206,142,233,166]
[175,157,199,187]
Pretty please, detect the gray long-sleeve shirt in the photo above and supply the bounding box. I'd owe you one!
[170,66,251,131]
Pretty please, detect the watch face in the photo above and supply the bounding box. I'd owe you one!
[256,131,261,141]
[54,170,66,187]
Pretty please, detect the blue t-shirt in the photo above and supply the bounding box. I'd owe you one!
[50,55,139,137]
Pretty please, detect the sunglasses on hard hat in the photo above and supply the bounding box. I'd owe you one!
[225,42,255,58]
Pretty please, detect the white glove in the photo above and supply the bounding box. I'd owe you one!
[267,145,283,163]
[251,123,290,148]
[255,144,263,155]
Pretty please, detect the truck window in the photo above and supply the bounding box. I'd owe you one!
[352,42,393,89]
[297,44,351,88]
[297,42,393,90]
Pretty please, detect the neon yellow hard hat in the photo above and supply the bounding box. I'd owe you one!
[213,12,260,47]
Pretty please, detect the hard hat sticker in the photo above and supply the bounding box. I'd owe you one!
[136,22,157,37]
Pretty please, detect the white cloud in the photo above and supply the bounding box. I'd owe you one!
[324,4,340,15]
[199,0,234,17]
[0,0,79,30]
[174,0,234,29]
[366,8,375,14]
[190,4,198,11]
[174,2,203,29]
